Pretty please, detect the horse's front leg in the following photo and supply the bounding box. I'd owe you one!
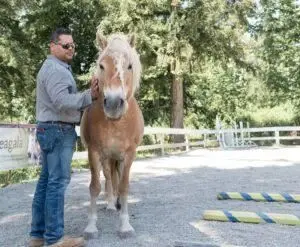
[84,149,101,239]
[117,151,135,238]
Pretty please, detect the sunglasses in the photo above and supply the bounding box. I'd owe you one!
[55,42,76,50]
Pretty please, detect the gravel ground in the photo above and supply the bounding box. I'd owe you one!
[1,146,300,247]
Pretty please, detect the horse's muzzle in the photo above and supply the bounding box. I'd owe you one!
[103,96,126,119]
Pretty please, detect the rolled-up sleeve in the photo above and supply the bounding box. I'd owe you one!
[45,71,92,111]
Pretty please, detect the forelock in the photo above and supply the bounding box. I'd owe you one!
[97,34,142,92]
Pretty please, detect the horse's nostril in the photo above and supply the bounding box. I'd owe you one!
[103,97,124,110]
[119,99,124,107]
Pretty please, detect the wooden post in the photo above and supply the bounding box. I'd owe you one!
[246,122,250,141]
[160,134,165,155]
[234,122,238,147]
[240,121,244,147]
[275,129,280,146]
[221,130,225,148]
[185,134,189,151]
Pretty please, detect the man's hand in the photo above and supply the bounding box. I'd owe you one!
[90,76,99,101]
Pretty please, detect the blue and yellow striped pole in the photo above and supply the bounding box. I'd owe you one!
[217,192,300,203]
[203,210,300,226]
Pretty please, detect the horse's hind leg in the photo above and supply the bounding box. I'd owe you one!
[84,150,101,239]
[118,151,135,238]
[103,159,117,210]
[114,162,122,210]
[112,160,120,209]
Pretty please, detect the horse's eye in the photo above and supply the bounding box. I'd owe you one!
[100,64,104,70]
[128,64,132,70]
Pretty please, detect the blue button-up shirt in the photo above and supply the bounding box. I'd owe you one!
[36,55,92,123]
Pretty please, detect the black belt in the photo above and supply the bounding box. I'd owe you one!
[41,121,77,127]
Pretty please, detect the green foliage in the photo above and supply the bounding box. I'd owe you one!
[0,0,105,122]
[0,159,89,188]
[71,159,89,170]
[241,102,298,127]
[0,166,41,187]
[183,0,255,65]
[0,0,299,129]
[96,0,256,128]
[0,1,36,122]
[184,60,253,128]
[256,0,300,106]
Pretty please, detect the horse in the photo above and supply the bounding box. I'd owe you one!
[80,32,144,239]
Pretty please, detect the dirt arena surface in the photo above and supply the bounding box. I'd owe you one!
[1,146,300,247]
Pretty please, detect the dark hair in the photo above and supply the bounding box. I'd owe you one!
[50,27,72,43]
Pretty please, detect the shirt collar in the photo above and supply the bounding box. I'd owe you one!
[47,55,72,70]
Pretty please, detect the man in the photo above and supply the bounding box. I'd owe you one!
[29,27,99,247]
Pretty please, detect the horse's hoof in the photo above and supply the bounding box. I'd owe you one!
[84,229,99,240]
[117,229,135,239]
[106,204,117,211]
[116,197,121,210]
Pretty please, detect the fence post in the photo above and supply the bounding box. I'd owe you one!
[234,122,238,147]
[159,134,165,155]
[185,134,189,151]
[246,122,250,141]
[204,133,207,148]
[275,129,280,146]
[240,121,244,147]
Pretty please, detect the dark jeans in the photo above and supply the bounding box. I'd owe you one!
[30,122,77,245]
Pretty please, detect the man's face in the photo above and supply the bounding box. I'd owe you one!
[50,34,75,63]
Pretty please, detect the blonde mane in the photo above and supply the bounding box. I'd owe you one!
[95,34,142,95]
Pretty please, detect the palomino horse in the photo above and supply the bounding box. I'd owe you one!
[80,32,144,238]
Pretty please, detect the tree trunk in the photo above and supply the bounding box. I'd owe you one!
[171,74,184,143]
[170,0,184,144]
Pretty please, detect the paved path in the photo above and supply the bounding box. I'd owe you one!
[1,147,300,247]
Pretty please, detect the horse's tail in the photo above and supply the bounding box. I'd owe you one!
[80,108,89,149]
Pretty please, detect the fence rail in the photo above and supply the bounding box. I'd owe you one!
[73,125,300,159]
[218,125,300,148]
[1,124,300,163]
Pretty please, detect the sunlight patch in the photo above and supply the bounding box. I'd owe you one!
[0,213,28,224]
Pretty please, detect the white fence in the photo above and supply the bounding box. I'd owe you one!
[72,126,219,160]
[1,124,300,168]
[219,126,300,148]
[72,126,300,160]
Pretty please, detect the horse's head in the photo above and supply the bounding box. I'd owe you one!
[94,32,142,120]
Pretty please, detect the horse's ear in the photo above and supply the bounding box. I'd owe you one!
[96,31,107,50]
[128,34,135,47]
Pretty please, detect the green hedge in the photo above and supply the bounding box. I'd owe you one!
[240,103,299,127]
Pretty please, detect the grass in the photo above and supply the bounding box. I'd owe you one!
[0,159,89,188]
[0,166,41,188]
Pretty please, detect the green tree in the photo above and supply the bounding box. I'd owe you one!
[0,0,37,122]
[177,0,256,128]
[97,0,256,129]
[257,0,300,106]
[185,61,254,128]
[0,0,105,122]
[96,0,171,126]
[1,0,277,130]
